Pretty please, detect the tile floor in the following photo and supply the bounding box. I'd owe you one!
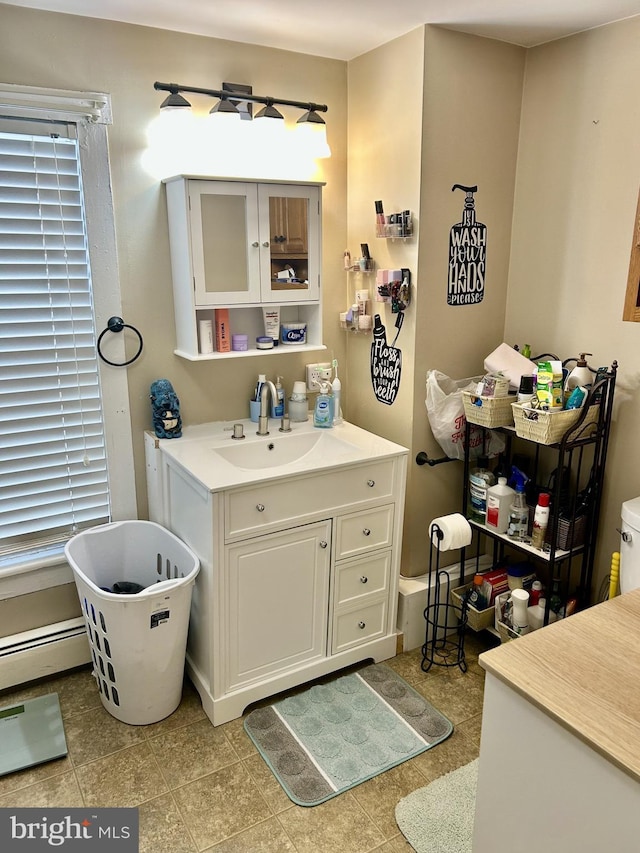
[0,632,496,852]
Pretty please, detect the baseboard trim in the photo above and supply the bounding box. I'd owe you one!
[0,618,91,692]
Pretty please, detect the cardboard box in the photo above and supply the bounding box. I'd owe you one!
[214,309,230,353]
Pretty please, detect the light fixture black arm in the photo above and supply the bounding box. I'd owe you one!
[153,81,328,114]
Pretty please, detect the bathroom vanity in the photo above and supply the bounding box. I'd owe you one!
[145,419,408,725]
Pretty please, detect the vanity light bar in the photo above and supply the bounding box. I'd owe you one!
[154,81,328,123]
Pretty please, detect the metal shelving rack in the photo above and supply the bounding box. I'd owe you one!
[460,360,617,627]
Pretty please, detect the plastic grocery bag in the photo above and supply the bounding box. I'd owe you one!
[425,370,505,460]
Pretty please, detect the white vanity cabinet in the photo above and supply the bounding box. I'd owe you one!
[163,176,324,360]
[145,424,408,726]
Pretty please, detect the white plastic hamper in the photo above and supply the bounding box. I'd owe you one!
[65,520,200,725]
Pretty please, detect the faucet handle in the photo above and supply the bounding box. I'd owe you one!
[231,423,245,440]
[279,415,292,433]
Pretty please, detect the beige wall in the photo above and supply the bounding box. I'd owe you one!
[0,4,348,522]
[347,26,524,577]
[2,4,637,604]
[507,16,640,593]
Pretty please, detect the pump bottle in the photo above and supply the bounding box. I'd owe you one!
[564,353,592,403]
[313,381,334,428]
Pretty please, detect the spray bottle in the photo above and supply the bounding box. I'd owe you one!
[507,466,530,541]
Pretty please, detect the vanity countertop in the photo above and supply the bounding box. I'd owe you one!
[479,588,640,782]
[148,418,409,492]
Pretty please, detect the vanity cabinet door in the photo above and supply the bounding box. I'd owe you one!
[225,520,331,690]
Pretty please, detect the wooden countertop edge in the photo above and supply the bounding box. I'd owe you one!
[479,590,640,783]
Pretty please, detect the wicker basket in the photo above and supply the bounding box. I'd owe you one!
[462,392,515,428]
[497,620,519,643]
[450,584,494,632]
[511,403,599,445]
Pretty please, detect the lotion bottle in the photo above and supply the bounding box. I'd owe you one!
[564,353,592,403]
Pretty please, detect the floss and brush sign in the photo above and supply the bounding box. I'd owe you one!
[448,184,486,306]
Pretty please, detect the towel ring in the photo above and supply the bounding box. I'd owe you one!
[97,316,143,367]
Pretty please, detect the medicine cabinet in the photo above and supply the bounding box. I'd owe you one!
[163,175,325,360]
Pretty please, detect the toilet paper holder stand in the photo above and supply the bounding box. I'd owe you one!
[421,522,468,674]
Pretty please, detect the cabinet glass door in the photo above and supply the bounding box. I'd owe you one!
[259,184,320,303]
[190,181,261,305]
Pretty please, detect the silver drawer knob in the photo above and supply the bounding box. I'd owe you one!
[367,479,375,487]
[262,241,270,247]
[358,621,366,629]
[252,241,259,248]
[319,540,328,549]
[360,576,368,584]
[256,504,265,512]
[362,528,371,536]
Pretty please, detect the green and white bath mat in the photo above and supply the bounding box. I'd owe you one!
[244,663,453,806]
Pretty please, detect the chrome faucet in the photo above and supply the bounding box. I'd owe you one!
[257,380,278,436]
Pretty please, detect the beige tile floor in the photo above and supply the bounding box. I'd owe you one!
[0,632,495,852]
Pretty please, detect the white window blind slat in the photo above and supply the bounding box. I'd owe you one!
[0,125,110,552]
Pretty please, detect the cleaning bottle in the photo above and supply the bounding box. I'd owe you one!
[271,375,285,418]
[531,492,550,550]
[507,467,529,541]
[468,456,496,524]
[313,381,334,429]
[486,477,515,534]
[331,359,343,425]
[564,353,592,403]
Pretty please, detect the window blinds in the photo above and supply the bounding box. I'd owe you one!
[0,126,110,554]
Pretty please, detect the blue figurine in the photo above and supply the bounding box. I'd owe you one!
[150,379,182,438]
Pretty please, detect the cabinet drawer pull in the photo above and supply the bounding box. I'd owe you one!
[256,504,265,512]
[251,241,259,248]
[319,540,328,549]
[360,576,368,584]
[362,528,371,536]
[262,241,270,247]
[367,479,375,487]
[358,621,366,629]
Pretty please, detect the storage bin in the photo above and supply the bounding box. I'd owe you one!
[450,584,494,632]
[511,403,599,445]
[462,391,515,428]
[65,521,200,725]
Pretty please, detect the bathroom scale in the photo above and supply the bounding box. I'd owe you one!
[0,693,68,776]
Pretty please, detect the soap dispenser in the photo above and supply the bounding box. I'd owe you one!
[564,353,592,402]
[313,381,334,429]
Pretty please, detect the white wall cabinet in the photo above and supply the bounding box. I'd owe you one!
[145,431,407,725]
[163,176,324,360]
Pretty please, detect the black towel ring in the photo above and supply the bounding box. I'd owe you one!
[97,316,143,367]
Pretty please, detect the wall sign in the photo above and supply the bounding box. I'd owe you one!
[448,184,486,306]
[370,314,403,405]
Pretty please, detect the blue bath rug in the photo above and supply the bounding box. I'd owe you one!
[244,663,453,806]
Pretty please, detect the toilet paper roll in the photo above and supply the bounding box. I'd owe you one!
[430,513,473,551]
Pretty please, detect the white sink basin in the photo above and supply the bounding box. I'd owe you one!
[154,419,409,491]
[214,430,356,470]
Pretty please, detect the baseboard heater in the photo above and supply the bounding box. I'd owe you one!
[0,617,91,692]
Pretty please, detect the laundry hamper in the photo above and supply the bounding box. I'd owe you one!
[65,520,200,725]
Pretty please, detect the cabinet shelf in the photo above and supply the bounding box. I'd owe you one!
[175,342,327,361]
[467,519,573,562]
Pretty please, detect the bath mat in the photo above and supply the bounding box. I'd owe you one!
[244,663,453,807]
[395,759,478,853]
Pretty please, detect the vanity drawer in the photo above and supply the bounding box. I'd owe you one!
[335,551,391,606]
[332,599,387,654]
[225,459,395,541]
[335,505,393,560]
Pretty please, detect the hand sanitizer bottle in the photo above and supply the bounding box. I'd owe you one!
[313,381,334,428]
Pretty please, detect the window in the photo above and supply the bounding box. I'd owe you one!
[0,86,136,579]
